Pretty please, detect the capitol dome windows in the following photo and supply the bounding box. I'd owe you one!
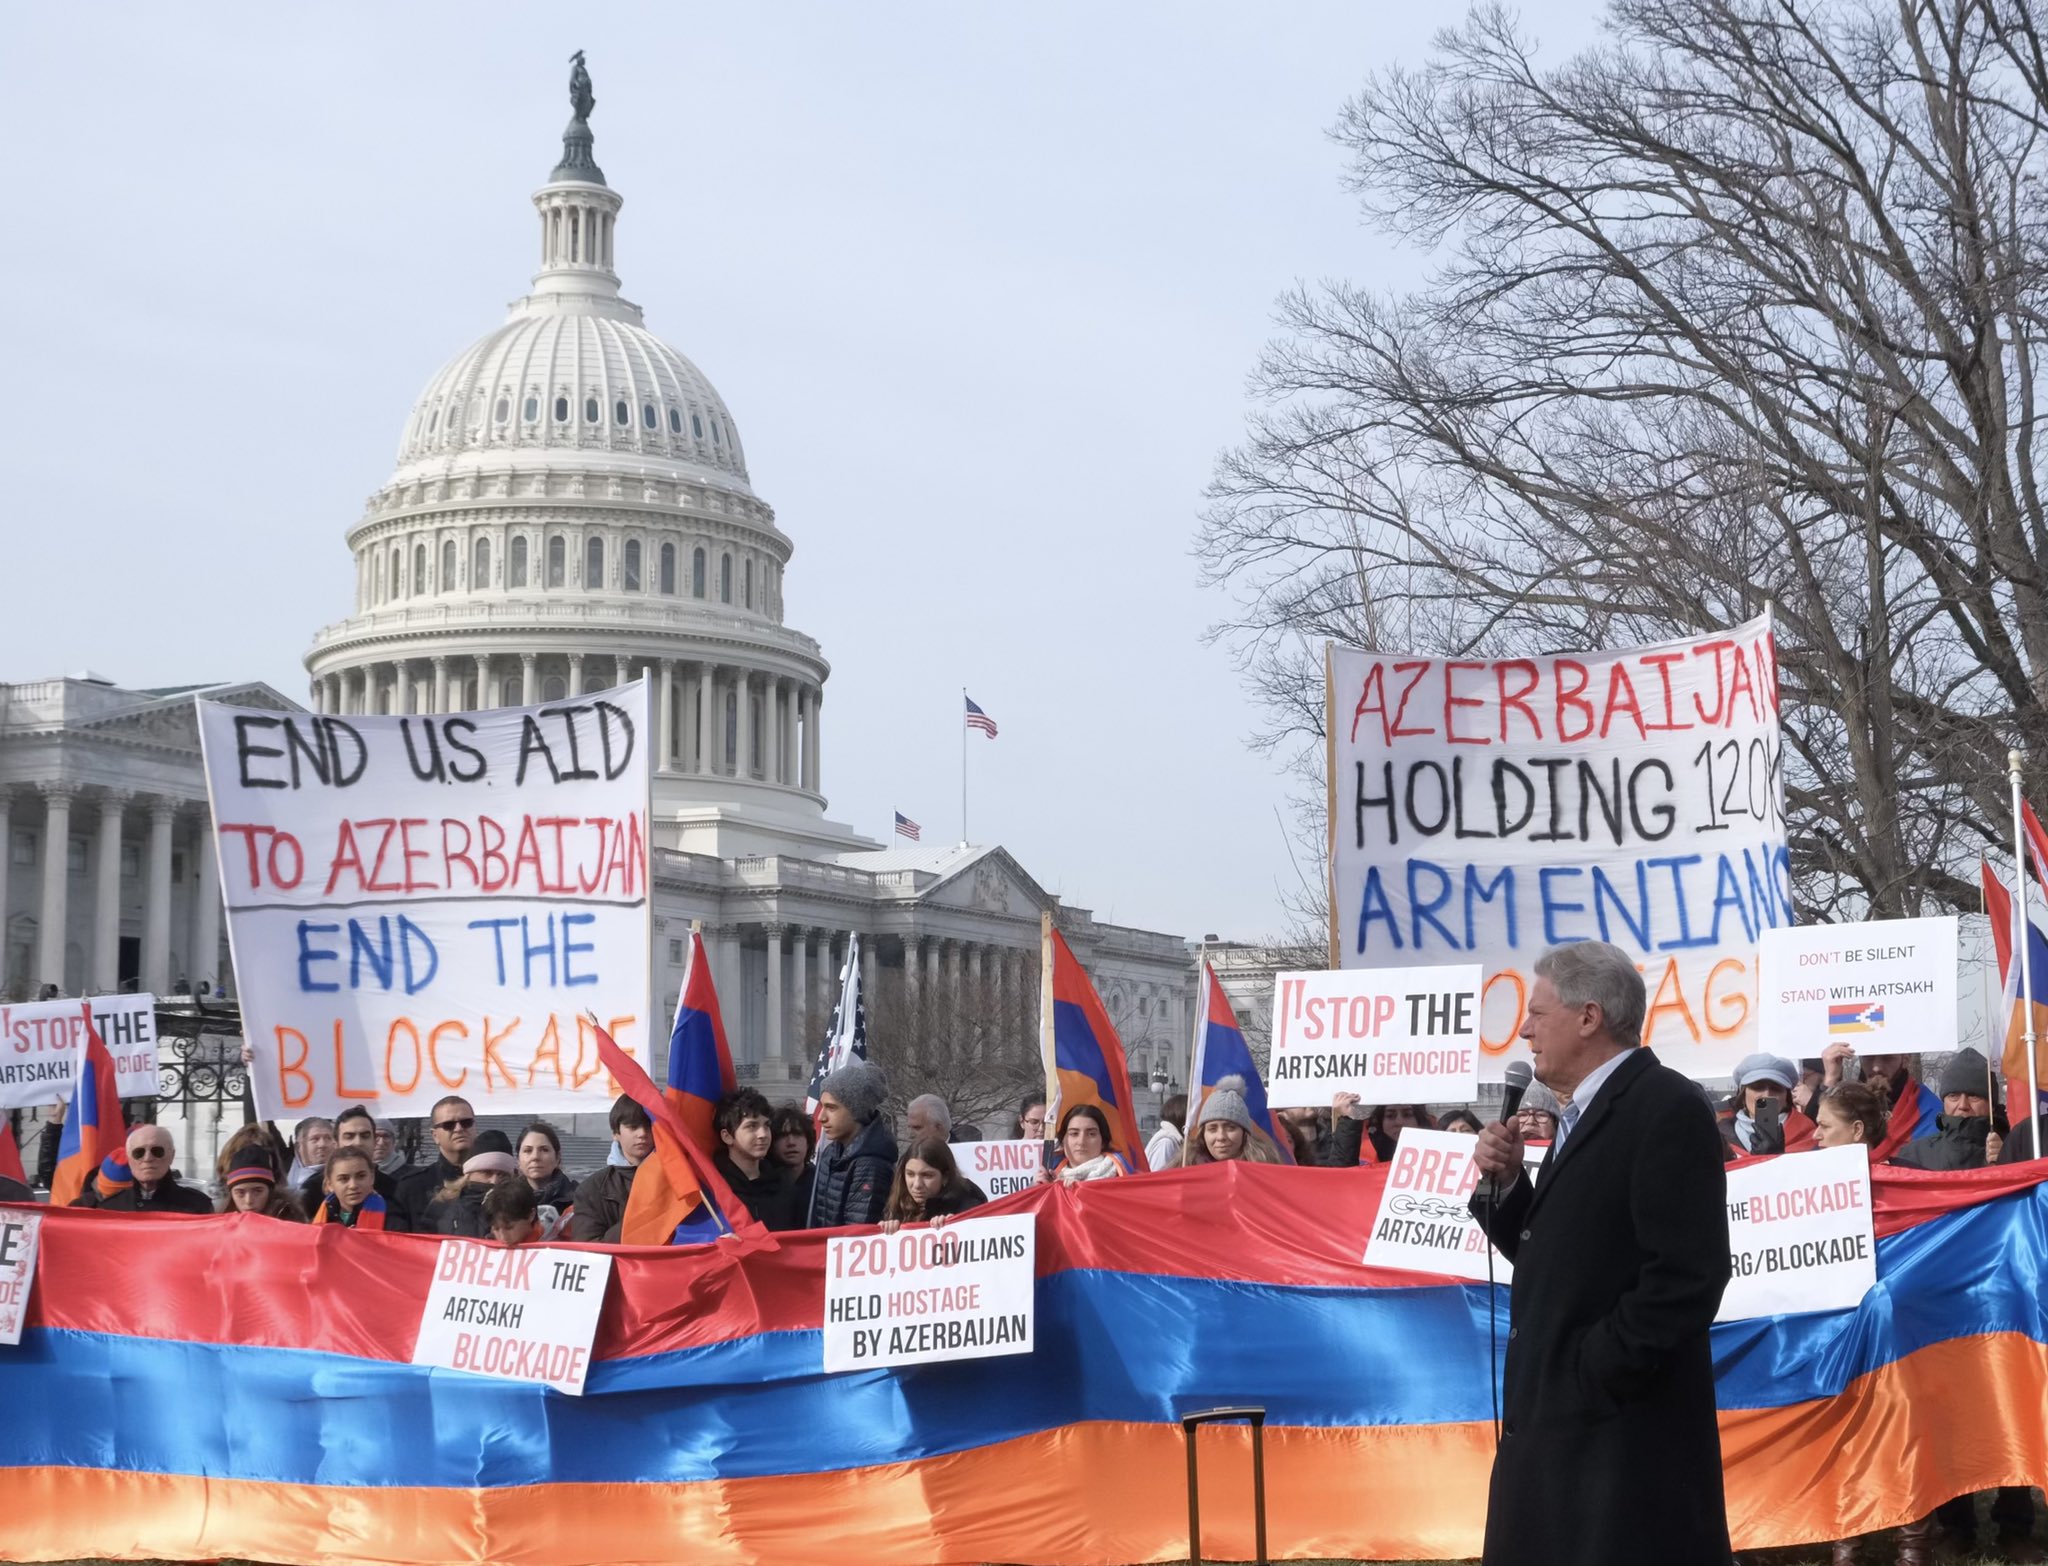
[473,537,491,588]
[555,395,570,423]
[509,536,529,588]
[390,546,403,599]
[429,409,440,432]
[692,414,703,439]
[413,545,427,595]
[668,408,682,434]
[691,547,706,597]
[586,535,605,590]
[543,675,567,702]
[659,542,676,595]
[642,403,657,429]
[720,553,733,603]
[524,395,539,422]
[743,558,753,608]
[711,419,723,446]
[624,539,642,592]
[441,540,458,592]
[546,536,566,588]
[614,399,629,427]
[584,396,600,424]
[495,397,510,423]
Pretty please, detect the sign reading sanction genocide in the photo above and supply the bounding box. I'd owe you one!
[1266,965,1483,1108]
[197,687,654,1119]
[0,1208,44,1346]
[823,1212,1036,1372]
[0,994,159,1111]
[1757,916,1959,1059]
[1717,1144,1876,1322]
[950,1139,1040,1200]
[1328,612,1791,1082]
[412,1240,615,1396]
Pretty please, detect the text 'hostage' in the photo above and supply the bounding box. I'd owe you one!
[198,684,654,1119]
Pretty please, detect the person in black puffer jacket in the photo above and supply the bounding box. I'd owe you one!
[425,1133,518,1238]
[1894,1049,2003,1170]
[805,1060,896,1228]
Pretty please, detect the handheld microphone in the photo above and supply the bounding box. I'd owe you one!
[1499,1061,1533,1124]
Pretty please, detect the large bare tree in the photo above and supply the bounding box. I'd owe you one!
[1201,0,2048,920]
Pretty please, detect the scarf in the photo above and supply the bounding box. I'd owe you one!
[315,1191,388,1230]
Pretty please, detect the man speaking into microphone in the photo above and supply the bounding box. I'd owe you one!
[1470,941,1733,1566]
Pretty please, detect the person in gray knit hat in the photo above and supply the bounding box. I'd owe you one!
[1893,1048,2002,1171]
[1181,1076,1281,1166]
[806,1060,897,1227]
[1514,1081,1562,1143]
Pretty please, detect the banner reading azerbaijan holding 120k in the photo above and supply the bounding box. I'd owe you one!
[1328,614,1790,1081]
[197,685,653,1119]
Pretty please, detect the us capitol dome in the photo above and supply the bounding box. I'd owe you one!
[305,69,851,861]
[291,61,1197,1097]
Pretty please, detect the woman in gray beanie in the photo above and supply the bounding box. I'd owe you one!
[1181,1076,1282,1166]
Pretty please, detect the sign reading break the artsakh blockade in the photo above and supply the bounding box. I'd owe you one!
[1327,613,1790,1082]
[197,686,653,1119]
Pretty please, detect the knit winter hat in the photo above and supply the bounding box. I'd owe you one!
[1937,1048,1993,1101]
[472,1129,515,1157]
[1520,1082,1561,1118]
[463,1150,517,1177]
[225,1156,279,1189]
[1195,1075,1257,1134]
[821,1059,888,1123]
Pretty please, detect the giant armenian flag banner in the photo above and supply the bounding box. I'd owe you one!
[4,1158,2046,1564]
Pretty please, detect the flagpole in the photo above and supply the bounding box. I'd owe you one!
[2008,750,2043,1121]
[961,687,969,845]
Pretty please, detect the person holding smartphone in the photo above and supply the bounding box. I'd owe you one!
[1723,1054,1800,1155]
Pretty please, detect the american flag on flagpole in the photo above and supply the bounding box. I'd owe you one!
[805,933,869,1116]
[894,811,921,841]
[965,695,998,737]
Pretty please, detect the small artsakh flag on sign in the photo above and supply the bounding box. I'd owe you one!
[1828,1002,1884,1034]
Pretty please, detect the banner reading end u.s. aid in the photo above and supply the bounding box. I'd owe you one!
[197,684,652,1118]
[1328,614,1789,1081]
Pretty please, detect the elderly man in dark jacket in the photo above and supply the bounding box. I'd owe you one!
[1471,941,1732,1566]
[1894,1048,2003,1170]
[806,1060,895,1228]
[76,1125,214,1214]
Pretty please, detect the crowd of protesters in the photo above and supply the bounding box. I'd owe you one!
[7,1035,2045,1559]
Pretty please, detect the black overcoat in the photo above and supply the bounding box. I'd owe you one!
[1470,1047,1733,1566]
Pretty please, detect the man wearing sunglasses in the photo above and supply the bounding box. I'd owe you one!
[396,1096,479,1229]
[75,1125,214,1214]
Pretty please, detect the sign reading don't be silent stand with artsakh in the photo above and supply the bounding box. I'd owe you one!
[197,687,653,1120]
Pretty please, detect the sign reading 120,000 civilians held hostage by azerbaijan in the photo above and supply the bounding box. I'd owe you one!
[1327,612,1790,1082]
[0,994,159,1111]
[1266,965,1482,1107]
[196,685,652,1119]
[823,1213,1036,1372]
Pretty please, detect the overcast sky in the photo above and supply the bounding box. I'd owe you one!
[3,3,1603,943]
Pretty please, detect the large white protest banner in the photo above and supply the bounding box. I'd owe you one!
[823,1213,1035,1372]
[1268,965,1482,1108]
[1758,917,1958,1059]
[951,1139,1041,1200]
[1361,1129,1510,1283]
[197,686,652,1119]
[0,1208,43,1345]
[1718,1144,1876,1322]
[1328,613,1791,1081]
[412,1241,614,1395]
[0,994,159,1110]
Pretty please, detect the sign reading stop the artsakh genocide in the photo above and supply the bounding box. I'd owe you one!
[1328,613,1790,1082]
[1267,965,1482,1108]
[197,686,653,1119]
[0,994,159,1112]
